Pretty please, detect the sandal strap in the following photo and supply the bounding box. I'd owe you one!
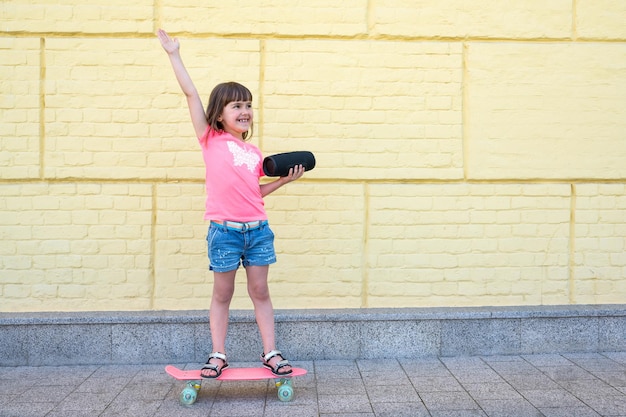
[202,363,219,372]
[209,352,226,361]
[203,352,227,370]
[262,350,283,362]
[202,352,228,376]
[208,351,227,362]
[261,350,292,375]
[273,359,290,370]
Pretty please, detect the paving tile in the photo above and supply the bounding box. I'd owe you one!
[564,353,626,373]
[263,404,320,417]
[419,391,480,411]
[429,410,488,417]
[410,375,464,392]
[559,378,624,400]
[208,398,266,417]
[365,383,419,403]
[520,389,587,408]
[447,367,505,384]
[20,384,76,403]
[593,371,626,387]
[462,382,523,400]
[356,359,403,374]
[315,360,361,381]
[45,411,97,417]
[604,352,626,366]
[538,406,602,417]
[0,402,56,417]
[440,356,488,369]
[371,401,429,417]
[316,378,366,395]
[399,357,449,375]
[485,359,543,375]
[501,373,561,390]
[152,400,214,417]
[99,400,163,417]
[318,394,373,414]
[538,365,597,382]
[53,391,119,413]
[583,395,626,416]
[475,398,543,417]
[522,354,573,367]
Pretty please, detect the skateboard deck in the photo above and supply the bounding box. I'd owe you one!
[165,364,307,381]
[165,365,307,404]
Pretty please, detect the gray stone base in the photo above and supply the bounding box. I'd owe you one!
[1,305,625,366]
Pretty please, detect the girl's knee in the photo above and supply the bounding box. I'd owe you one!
[247,281,270,301]
[212,285,235,304]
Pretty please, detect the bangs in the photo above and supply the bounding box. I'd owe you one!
[222,82,252,103]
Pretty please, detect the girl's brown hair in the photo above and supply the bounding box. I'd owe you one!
[206,82,253,141]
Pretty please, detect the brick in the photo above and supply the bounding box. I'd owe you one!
[576,0,626,39]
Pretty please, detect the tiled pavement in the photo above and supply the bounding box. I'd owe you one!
[1,353,626,417]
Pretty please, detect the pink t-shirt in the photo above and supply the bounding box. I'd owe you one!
[198,127,267,222]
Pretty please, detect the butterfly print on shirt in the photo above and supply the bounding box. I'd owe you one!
[227,141,260,173]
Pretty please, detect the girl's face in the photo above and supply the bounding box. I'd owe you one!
[218,101,253,140]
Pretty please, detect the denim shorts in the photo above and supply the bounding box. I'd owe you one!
[206,221,277,272]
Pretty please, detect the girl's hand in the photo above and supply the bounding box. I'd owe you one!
[260,165,305,197]
[280,165,305,184]
[157,29,180,54]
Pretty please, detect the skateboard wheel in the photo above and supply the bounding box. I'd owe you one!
[277,384,294,402]
[180,384,198,406]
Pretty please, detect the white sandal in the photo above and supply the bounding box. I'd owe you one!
[261,350,292,376]
[201,352,229,379]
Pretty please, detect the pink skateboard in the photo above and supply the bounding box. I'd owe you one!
[165,365,307,404]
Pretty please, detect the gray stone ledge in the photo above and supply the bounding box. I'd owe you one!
[2,304,625,326]
[1,305,624,366]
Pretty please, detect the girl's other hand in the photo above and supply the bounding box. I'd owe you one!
[281,165,305,184]
[157,29,180,54]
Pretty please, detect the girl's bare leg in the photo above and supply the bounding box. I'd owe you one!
[204,270,236,377]
[245,265,292,373]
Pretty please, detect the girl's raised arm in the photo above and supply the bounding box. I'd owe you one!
[157,29,208,139]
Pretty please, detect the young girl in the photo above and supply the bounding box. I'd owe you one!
[157,29,304,378]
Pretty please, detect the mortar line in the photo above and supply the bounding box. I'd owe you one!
[258,39,266,150]
[39,37,46,179]
[149,183,158,309]
[366,0,375,34]
[569,183,577,304]
[361,182,370,308]
[153,0,162,34]
[2,178,626,186]
[571,0,578,40]
[5,31,618,43]
[461,41,469,181]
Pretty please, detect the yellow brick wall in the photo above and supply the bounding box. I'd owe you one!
[1,1,625,312]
